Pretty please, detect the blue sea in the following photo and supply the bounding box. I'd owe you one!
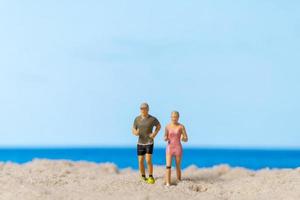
[0,148,299,170]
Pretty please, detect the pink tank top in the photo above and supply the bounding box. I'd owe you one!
[166,125,183,156]
[167,125,182,145]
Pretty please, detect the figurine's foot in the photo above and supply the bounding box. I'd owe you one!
[147,177,155,184]
[141,176,148,182]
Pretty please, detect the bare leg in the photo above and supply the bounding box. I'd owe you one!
[138,155,145,176]
[165,154,172,185]
[145,154,153,176]
[175,155,182,181]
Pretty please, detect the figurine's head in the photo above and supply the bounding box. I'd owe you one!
[140,102,149,116]
[171,111,180,124]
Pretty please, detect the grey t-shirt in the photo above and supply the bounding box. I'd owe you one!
[133,115,160,145]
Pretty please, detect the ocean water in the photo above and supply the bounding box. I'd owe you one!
[0,148,299,170]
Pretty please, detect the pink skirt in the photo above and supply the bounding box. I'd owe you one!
[166,144,182,156]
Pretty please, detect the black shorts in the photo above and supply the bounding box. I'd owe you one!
[137,144,154,156]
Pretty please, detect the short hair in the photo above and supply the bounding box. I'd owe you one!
[171,111,180,117]
[140,102,149,109]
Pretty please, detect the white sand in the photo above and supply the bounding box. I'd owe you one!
[0,160,299,200]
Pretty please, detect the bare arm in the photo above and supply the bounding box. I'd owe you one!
[181,125,188,142]
[164,126,169,141]
[132,127,139,136]
[132,118,139,136]
[150,123,161,139]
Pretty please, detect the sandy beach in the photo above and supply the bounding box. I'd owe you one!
[0,159,299,200]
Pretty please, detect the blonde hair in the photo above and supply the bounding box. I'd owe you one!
[171,111,180,117]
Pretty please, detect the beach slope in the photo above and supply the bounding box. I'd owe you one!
[0,160,299,200]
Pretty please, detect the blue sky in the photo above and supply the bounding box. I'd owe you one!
[0,0,299,148]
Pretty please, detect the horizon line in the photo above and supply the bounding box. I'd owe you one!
[0,145,299,150]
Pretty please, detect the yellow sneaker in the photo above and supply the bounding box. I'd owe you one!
[147,177,155,184]
[141,176,148,182]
